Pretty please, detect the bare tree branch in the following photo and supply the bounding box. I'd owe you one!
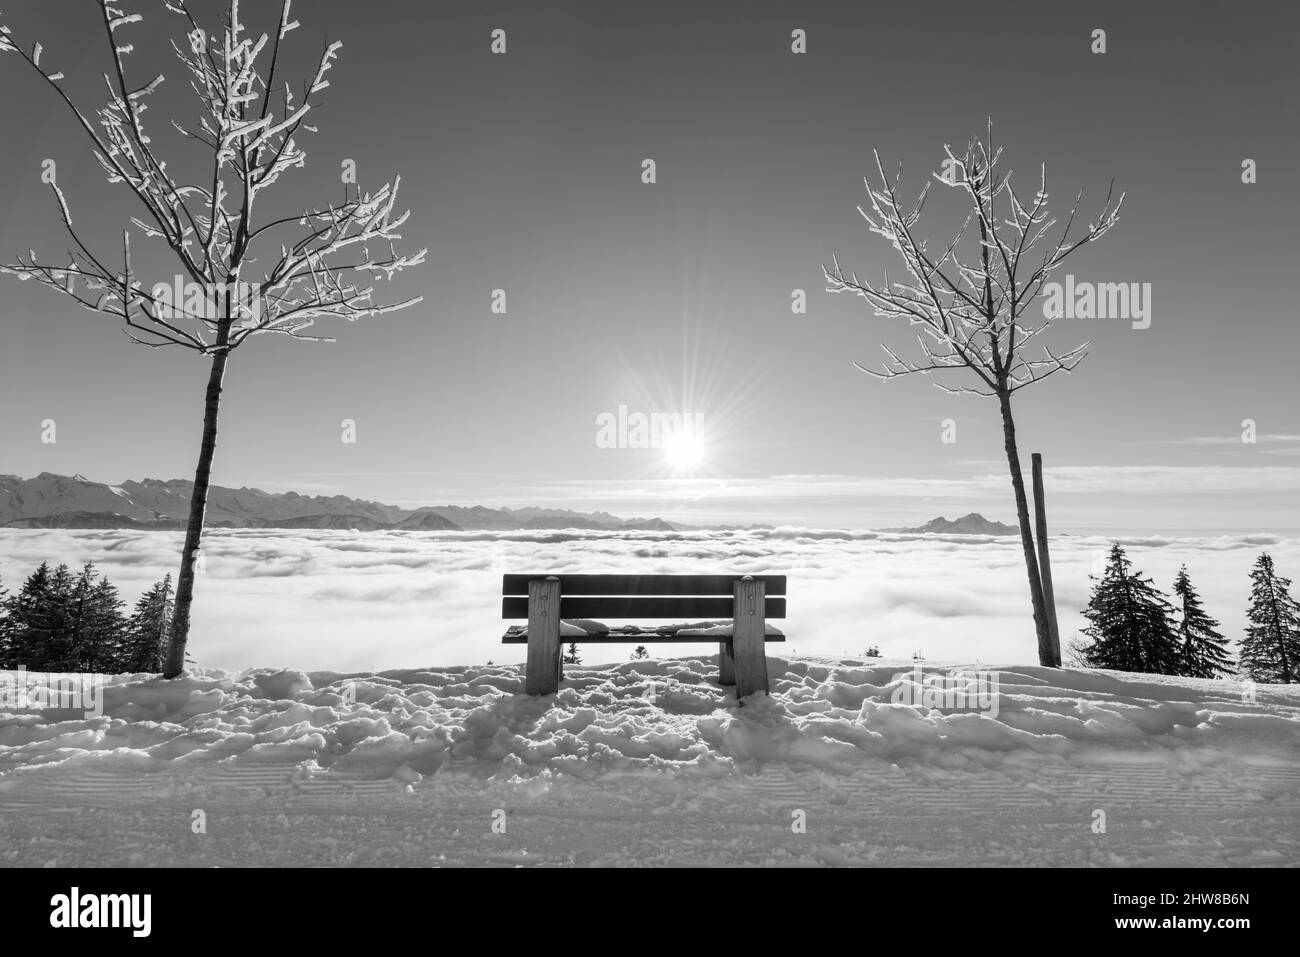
[824,124,1123,398]
[1,0,426,354]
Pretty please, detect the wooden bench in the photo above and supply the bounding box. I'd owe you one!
[501,574,786,699]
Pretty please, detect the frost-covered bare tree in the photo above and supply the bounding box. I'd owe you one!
[824,123,1123,667]
[0,1,426,677]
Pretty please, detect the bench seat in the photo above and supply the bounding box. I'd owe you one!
[503,622,786,643]
[501,574,786,699]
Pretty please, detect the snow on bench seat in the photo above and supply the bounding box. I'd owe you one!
[503,621,786,641]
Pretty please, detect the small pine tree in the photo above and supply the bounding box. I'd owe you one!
[863,645,881,657]
[1080,544,1180,674]
[631,645,650,660]
[562,641,581,665]
[1241,553,1300,684]
[122,575,174,673]
[46,563,81,670]
[6,562,73,670]
[1171,566,1234,678]
[3,562,50,667]
[0,569,10,667]
[68,563,127,673]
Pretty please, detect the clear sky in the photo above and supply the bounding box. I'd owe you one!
[0,0,1296,533]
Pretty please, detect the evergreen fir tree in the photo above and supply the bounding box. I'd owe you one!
[3,561,132,672]
[1241,553,1300,684]
[562,641,581,666]
[0,569,10,668]
[1080,544,1180,674]
[631,646,650,660]
[122,575,173,673]
[44,563,80,670]
[5,562,70,670]
[1171,566,1234,678]
[67,564,126,672]
[2,562,51,665]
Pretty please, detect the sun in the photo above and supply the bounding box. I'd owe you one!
[662,431,706,472]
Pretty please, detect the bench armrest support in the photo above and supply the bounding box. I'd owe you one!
[524,577,563,695]
[732,576,770,699]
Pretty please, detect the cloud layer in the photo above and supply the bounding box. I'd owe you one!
[1,528,1295,672]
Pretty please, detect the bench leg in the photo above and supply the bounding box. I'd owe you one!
[524,577,562,695]
[718,641,735,685]
[733,577,769,700]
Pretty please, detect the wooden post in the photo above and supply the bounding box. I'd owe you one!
[1031,453,1062,667]
[524,576,562,695]
[718,641,735,686]
[732,576,769,700]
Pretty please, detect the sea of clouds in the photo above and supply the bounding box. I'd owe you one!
[0,528,1295,672]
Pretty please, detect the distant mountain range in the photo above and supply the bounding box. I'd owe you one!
[884,513,1019,536]
[0,473,682,532]
[0,473,1022,536]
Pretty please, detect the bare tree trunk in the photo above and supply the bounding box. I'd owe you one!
[163,322,231,678]
[1031,453,1062,666]
[997,390,1054,666]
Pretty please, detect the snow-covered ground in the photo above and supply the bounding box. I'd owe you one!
[2,657,1297,866]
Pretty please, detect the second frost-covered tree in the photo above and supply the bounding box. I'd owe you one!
[824,122,1123,668]
[1081,545,1179,674]
[1241,554,1300,684]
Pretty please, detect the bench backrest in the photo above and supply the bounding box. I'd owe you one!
[501,574,786,620]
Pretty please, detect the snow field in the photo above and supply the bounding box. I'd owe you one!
[2,657,1297,865]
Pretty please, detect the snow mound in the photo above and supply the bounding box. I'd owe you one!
[1,658,1295,784]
